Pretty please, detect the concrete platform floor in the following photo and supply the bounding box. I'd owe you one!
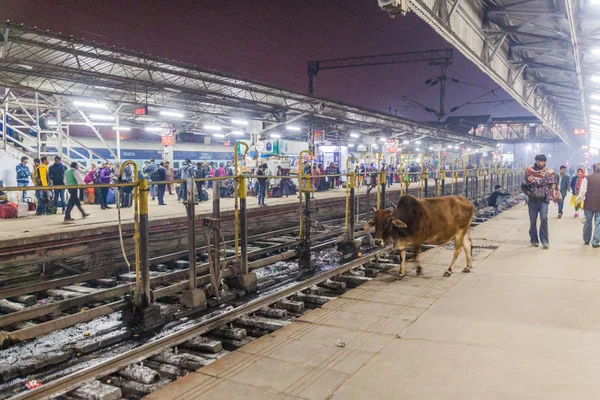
[0,179,455,240]
[146,201,600,400]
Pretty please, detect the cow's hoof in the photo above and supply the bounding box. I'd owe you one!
[416,266,423,276]
[462,267,471,274]
[443,270,452,277]
[397,274,405,281]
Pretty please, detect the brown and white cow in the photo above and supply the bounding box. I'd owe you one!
[365,194,474,278]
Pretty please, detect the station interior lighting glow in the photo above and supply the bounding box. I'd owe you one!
[379,137,386,142]
[204,124,222,131]
[403,140,409,144]
[416,140,421,144]
[286,126,301,132]
[591,76,600,83]
[89,114,115,120]
[350,132,360,138]
[145,127,162,132]
[160,110,184,118]
[213,133,225,138]
[270,133,281,138]
[348,143,355,147]
[47,120,57,126]
[112,126,131,131]
[590,93,600,101]
[415,147,420,151]
[372,144,378,149]
[231,130,244,136]
[73,100,107,109]
[231,119,249,126]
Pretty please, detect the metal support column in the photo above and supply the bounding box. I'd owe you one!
[423,170,429,198]
[240,175,248,275]
[212,180,221,288]
[380,170,386,209]
[138,177,151,305]
[186,178,196,290]
[298,174,314,269]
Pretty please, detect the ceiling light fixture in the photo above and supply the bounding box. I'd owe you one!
[73,100,107,109]
[231,119,249,126]
[160,110,184,118]
[286,126,301,132]
[270,133,281,138]
[204,124,222,131]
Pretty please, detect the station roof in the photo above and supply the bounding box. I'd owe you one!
[0,22,497,151]
[476,0,599,150]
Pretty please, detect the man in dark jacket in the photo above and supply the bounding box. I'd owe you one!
[488,184,511,216]
[157,162,167,205]
[556,165,570,218]
[578,163,600,248]
[521,154,561,249]
[48,156,67,213]
[195,162,206,202]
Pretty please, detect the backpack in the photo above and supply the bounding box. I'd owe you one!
[33,167,42,186]
[93,169,101,184]
[150,168,161,181]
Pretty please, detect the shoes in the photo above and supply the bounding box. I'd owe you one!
[105,206,112,209]
[584,242,590,245]
[541,243,549,249]
[83,213,90,218]
[63,217,75,223]
[159,203,167,206]
[593,244,600,248]
[531,242,539,247]
[558,213,563,219]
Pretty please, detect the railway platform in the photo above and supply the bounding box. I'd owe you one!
[0,180,432,241]
[146,202,599,400]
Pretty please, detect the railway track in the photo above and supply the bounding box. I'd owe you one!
[4,242,401,400]
[0,217,370,347]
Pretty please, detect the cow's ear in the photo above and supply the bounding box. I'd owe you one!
[391,218,407,229]
[363,219,375,230]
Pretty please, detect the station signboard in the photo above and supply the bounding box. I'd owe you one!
[135,106,148,115]
[574,128,586,136]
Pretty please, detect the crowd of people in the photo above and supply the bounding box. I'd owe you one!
[521,154,600,248]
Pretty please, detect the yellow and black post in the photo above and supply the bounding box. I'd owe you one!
[380,166,387,209]
[299,172,314,269]
[138,176,151,304]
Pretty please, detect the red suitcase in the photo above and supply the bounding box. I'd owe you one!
[0,204,18,219]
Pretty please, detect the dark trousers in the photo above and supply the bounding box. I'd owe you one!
[157,184,166,205]
[558,200,564,215]
[528,201,549,244]
[179,182,187,201]
[65,188,85,219]
[35,190,46,215]
[196,182,203,201]
[100,187,109,209]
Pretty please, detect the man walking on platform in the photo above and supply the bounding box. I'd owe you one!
[64,162,89,223]
[557,165,570,218]
[521,154,562,249]
[578,163,600,248]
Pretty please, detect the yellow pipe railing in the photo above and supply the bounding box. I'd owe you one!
[119,161,141,288]
[233,142,249,260]
[298,150,313,238]
[345,155,358,231]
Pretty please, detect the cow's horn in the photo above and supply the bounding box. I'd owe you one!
[372,206,378,213]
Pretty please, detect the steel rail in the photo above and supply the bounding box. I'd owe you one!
[10,248,387,400]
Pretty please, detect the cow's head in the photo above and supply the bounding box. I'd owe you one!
[364,207,407,247]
